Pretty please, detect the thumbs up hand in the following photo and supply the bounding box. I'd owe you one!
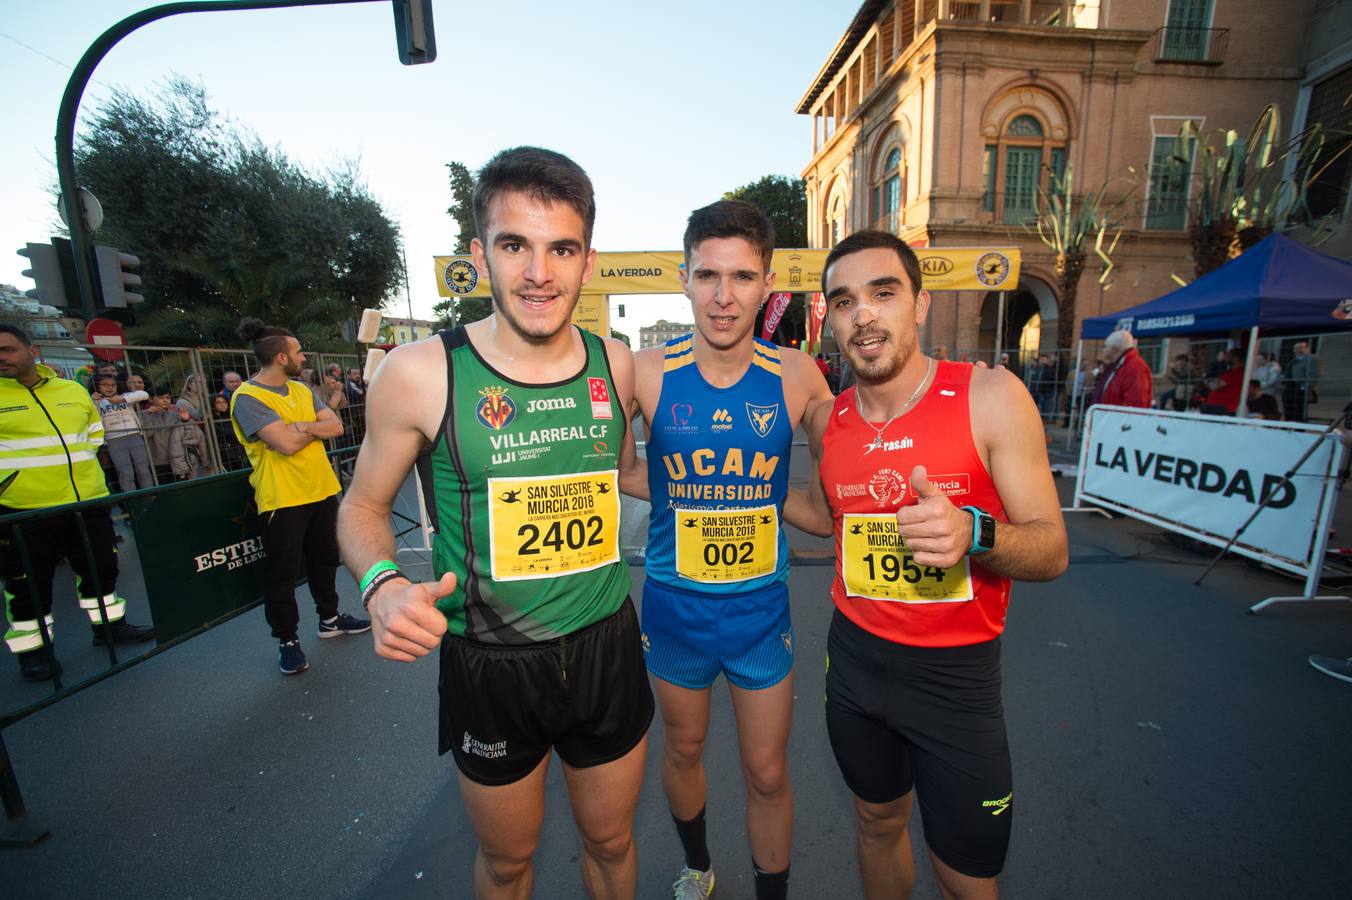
[369,571,455,661]
[894,465,970,569]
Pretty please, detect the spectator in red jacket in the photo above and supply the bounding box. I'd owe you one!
[1202,349,1246,414]
[1091,330,1153,408]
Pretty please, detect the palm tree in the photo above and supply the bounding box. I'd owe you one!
[133,257,323,347]
[1177,103,1351,279]
[1029,162,1137,351]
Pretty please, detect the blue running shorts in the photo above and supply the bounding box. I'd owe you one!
[640,578,793,691]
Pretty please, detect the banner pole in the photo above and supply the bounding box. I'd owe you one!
[995,290,1006,365]
[1065,339,1084,451]
[1236,325,1259,418]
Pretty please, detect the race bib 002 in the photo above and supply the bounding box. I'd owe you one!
[675,505,778,584]
[841,513,972,603]
[488,470,620,581]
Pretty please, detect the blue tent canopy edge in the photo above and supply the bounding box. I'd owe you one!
[1080,233,1352,340]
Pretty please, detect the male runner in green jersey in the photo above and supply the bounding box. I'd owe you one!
[338,147,650,900]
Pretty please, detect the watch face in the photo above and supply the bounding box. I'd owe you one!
[979,514,996,549]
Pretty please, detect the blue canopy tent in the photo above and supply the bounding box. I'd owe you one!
[1071,234,1352,429]
[1081,233,1352,339]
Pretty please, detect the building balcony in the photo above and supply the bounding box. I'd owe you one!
[1135,195,1191,231]
[1152,26,1230,65]
[978,191,1058,226]
[937,1,1102,28]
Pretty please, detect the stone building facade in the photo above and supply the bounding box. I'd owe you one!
[797,0,1339,360]
[640,318,697,349]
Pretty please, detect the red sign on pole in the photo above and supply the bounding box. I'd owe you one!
[85,317,126,362]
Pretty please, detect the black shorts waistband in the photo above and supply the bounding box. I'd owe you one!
[830,608,1001,663]
[445,595,634,655]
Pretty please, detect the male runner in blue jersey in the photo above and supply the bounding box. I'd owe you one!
[628,200,834,899]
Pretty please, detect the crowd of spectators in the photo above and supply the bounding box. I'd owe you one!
[85,359,369,495]
[895,334,1328,430]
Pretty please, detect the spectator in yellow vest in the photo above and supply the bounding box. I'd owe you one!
[229,318,369,675]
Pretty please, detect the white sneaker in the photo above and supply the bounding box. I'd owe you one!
[672,865,715,899]
[1309,655,1352,684]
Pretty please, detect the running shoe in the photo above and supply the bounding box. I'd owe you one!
[1309,655,1352,684]
[279,639,309,675]
[317,613,371,639]
[672,866,715,899]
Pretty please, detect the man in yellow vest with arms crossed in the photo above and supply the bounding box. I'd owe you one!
[230,318,369,675]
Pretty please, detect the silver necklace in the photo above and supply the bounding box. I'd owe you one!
[860,357,933,451]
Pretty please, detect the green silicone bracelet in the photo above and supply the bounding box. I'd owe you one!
[359,559,400,593]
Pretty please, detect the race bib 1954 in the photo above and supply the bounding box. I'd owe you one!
[841,513,972,603]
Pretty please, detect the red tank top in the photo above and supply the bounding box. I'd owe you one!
[821,361,1011,647]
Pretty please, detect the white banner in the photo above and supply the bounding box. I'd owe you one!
[1075,406,1343,573]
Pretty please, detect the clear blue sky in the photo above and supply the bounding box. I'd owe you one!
[1,0,856,343]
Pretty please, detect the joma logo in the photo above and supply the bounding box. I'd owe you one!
[526,397,577,413]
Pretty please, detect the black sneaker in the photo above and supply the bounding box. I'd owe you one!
[1309,655,1352,684]
[317,613,372,639]
[91,620,156,646]
[19,651,62,683]
[279,639,309,675]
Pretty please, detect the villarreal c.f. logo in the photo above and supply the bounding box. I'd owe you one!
[477,385,517,430]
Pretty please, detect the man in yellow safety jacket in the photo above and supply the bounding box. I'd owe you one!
[0,324,153,682]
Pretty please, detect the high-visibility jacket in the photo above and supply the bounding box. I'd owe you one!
[0,365,108,510]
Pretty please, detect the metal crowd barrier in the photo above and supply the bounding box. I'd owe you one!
[0,445,358,846]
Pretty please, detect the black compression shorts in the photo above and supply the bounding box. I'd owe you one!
[439,596,655,786]
[825,609,1013,879]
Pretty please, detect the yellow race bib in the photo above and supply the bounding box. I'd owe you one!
[841,513,972,603]
[488,470,620,581]
[675,505,778,584]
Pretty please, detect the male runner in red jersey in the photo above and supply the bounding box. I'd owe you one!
[787,230,1067,899]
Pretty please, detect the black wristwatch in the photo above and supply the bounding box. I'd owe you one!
[963,506,996,555]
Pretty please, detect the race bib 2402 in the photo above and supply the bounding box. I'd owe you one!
[488,470,620,581]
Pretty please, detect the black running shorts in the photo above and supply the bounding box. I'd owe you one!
[439,597,655,786]
[825,609,1013,879]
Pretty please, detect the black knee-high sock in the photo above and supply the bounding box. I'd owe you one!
[672,807,711,872]
[753,859,789,900]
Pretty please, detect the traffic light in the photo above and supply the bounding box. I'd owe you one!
[16,239,76,307]
[94,244,143,308]
[392,0,436,65]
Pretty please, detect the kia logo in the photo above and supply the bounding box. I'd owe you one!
[920,257,953,276]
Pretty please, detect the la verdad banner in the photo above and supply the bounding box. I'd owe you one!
[1074,406,1344,574]
[434,247,1020,298]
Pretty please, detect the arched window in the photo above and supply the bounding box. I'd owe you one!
[982,113,1068,224]
[828,192,846,245]
[871,146,904,233]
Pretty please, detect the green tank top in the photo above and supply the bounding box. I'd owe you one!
[418,326,628,644]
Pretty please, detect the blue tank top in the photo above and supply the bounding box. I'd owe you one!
[645,335,792,594]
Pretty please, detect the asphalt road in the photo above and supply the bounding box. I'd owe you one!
[3,449,1351,898]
